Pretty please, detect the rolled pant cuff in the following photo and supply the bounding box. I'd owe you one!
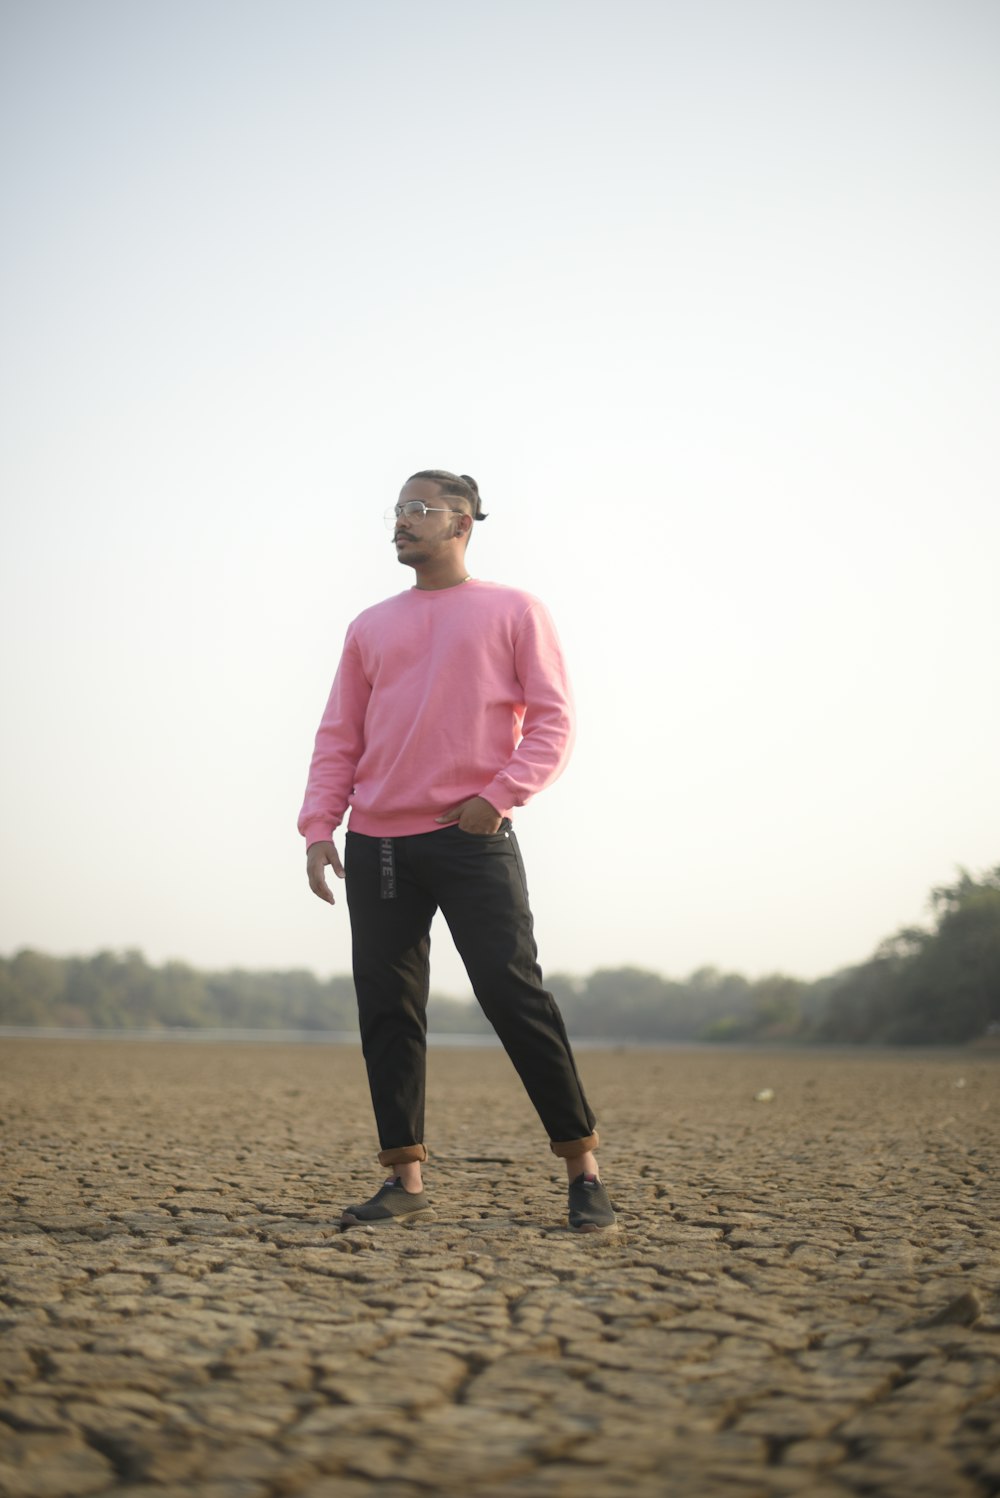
[378,1143,428,1166]
[549,1131,600,1159]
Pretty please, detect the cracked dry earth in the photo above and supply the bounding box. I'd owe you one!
[1,1039,998,1498]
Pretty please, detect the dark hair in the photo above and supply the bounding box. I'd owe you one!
[407,469,488,521]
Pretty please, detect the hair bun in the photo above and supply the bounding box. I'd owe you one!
[459,474,487,520]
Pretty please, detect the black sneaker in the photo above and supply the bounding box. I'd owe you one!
[568,1172,616,1233]
[340,1177,434,1227]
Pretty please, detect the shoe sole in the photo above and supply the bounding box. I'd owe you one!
[340,1207,435,1227]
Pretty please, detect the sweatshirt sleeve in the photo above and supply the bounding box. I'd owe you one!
[297,626,371,846]
[479,599,575,813]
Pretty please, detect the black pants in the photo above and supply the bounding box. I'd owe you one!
[344,823,599,1167]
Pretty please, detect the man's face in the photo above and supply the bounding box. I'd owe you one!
[392,479,468,568]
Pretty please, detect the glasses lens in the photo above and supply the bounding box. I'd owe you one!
[384,501,428,530]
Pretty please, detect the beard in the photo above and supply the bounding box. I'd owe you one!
[394,535,431,568]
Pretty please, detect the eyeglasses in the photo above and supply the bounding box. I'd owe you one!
[383,501,465,530]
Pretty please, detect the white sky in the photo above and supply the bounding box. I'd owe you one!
[1,0,997,1000]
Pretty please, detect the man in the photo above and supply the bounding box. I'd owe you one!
[299,469,615,1232]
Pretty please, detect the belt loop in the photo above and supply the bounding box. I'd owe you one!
[379,838,396,900]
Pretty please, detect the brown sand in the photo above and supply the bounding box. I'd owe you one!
[1,1037,998,1497]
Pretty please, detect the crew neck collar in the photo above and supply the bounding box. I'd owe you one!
[412,576,475,594]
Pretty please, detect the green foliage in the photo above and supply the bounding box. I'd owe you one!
[0,950,66,1025]
[0,949,360,1033]
[548,966,754,1042]
[2,865,997,1043]
[817,865,1000,1044]
[701,974,808,1043]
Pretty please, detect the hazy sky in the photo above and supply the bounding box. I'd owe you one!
[2,0,997,1000]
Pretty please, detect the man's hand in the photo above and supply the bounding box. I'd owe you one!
[306,840,345,904]
[435,796,503,835]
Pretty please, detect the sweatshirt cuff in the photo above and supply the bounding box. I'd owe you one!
[302,821,338,847]
[480,778,518,816]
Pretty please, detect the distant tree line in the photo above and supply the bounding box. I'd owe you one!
[2,867,998,1045]
[0,950,487,1036]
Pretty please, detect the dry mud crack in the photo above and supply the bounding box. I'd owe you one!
[1,1038,998,1497]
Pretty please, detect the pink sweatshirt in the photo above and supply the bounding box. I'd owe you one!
[298,580,575,843]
